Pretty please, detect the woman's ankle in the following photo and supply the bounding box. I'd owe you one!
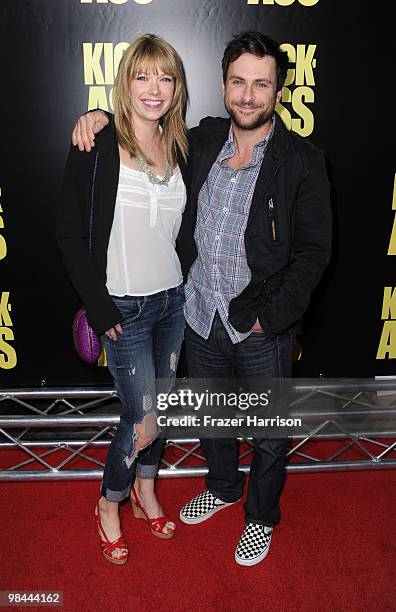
[99,496,119,513]
[134,477,155,497]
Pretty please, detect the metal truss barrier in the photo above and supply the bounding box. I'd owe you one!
[1,380,396,481]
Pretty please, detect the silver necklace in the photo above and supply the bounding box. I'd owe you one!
[136,140,173,187]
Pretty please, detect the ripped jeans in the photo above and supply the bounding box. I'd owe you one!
[101,284,185,502]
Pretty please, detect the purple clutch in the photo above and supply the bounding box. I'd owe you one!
[72,308,101,364]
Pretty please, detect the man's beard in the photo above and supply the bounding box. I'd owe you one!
[225,99,275,131]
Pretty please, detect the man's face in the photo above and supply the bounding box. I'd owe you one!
[222,53,282,131]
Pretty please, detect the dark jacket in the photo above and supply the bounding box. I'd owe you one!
[176,114,332,336]
[56,122,189,335]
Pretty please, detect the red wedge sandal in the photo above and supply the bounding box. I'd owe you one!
[130,487,176,539]
[95,504,128,565]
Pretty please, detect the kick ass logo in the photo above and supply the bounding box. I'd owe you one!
[247,0,319,5]
[377,175,396,360]
[0,189,17,370]
[81,1,152,5]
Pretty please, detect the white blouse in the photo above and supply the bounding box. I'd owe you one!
[106,162,186,296]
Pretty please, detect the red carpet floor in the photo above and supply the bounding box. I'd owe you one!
[1,471,395,612]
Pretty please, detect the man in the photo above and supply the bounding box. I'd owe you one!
[71,31,331,566]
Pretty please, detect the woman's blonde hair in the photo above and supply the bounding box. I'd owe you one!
[113,33,188,166]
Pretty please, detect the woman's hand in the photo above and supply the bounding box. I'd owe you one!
[72,110,109,152]
[105,323,124,341]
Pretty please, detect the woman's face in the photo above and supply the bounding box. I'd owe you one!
[128,69,175,125]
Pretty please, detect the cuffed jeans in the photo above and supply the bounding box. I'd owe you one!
[185,312,294,527]
[101,285,185,502]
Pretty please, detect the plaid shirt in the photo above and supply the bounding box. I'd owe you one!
[184,118,275,343]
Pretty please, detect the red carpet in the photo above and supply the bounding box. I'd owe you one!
[1,470,395,612]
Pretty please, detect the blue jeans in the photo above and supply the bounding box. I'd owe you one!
[185,312,294,527]
[101,285,185,502]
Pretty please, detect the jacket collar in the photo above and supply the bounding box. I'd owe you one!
[270,111,290,156]
[190,112,291,224]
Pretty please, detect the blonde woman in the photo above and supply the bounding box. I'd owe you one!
[57,34,189,565]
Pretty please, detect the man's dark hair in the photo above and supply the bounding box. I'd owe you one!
[222,31,289,91]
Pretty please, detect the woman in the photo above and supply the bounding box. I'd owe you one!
[57,34,189,565]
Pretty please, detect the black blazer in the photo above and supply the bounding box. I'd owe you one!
[176,114,332,336]
[56,122,189,335]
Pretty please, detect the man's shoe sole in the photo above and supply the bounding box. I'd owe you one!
[234,545,271,567]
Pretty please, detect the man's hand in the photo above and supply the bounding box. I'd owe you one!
[251,318,264,333]
[105,323,123,342]
[71,110,109,152]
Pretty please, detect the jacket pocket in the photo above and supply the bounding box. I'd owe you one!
[267,195,279,242]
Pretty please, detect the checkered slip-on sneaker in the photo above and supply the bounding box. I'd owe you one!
[234,523,273,566]
[179,490,238,525]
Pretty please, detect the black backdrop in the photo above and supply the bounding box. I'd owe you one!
[0,0,391,387]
